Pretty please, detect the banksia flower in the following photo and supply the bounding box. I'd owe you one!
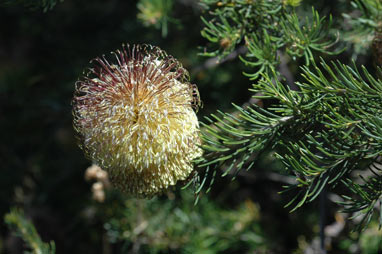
[72,44,202,197]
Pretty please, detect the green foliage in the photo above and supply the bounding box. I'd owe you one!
[137,0,174,37]
[199,0,283,58]
[195,56,382,228]
[342,0,382,58]
[200,0,340,79]
[4,208,56,254]
[280,8,341,64]
[103,190,268,253]
[240,31,280,80]
[341,174,382,231]
[194,0,382,234]
[359,222,382,253]
[282,0,301,7]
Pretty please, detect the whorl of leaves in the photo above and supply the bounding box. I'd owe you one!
[200,0,341,79]
[193,59,382,228]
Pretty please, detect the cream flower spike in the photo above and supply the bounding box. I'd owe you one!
[72,44,202,197]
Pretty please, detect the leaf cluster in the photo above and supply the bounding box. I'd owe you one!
[199,0,341,79]
[102,190,268,253]
[194,0,382,232]
[136,0,175,37]
[4,208,56,254]
[200,0,281,58]
[194,58,382,229]
[341,170,382,231]
[342,0,382,58]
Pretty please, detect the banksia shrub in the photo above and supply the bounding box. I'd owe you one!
[72,44,202,197]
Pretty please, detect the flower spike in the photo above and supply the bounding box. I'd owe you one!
[72,44,202,197]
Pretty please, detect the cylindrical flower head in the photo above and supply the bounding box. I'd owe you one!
[73,44,202,197]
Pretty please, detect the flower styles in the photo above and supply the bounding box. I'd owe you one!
[72,44,202,197]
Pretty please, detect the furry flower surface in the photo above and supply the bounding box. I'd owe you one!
[72,44,202,196]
